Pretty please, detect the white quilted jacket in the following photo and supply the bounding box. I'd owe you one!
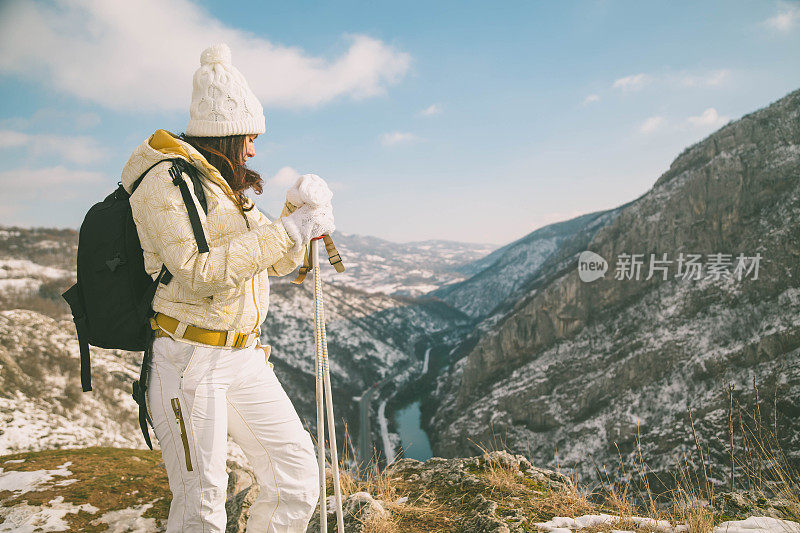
[121,129,306,335]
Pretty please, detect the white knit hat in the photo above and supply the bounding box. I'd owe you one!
[186,43,266,137]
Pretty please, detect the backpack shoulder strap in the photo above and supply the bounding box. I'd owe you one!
[128,157,210,255]
[173,158,208,215]
[168,161,210,254]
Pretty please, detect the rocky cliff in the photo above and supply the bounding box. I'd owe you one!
[426,89,800,483]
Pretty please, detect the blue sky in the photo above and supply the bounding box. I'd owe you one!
[0,1,798,245]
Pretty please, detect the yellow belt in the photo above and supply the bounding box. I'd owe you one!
[150,312,259,349]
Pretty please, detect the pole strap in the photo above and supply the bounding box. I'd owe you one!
[292,234,344,285]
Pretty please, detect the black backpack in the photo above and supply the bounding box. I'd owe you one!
[62,157,208,448]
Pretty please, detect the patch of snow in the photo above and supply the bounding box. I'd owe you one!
[536,513,681,532]
[713,517,800,533]
[378,399,395,465]
[534,514,800,533]
[0,259,70,280]
[0,278,41,293]
[421,346,431,374]
[0,496,97,532]
[90,502,159,533]
[0,462,73,494]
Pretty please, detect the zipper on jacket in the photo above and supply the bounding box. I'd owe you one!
[251,276,260,337]
[170,398,193,471]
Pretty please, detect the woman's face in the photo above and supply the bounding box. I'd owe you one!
[242,134,257,163]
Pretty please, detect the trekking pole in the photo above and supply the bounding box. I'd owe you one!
[312,236,345,533]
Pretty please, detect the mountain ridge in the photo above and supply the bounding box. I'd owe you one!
[424,87,800,482]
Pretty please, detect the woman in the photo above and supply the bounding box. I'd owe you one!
[121,43,332,532]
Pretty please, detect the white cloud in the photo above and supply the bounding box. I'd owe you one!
[0,129,104,165]
[676,69,730,88]
[582,94,600,105]
[613,69,730,93]
[764,4,800,31]
[327,180,345,192]
[418,104,442,116]
[265,166,343,190]
[634,108,728,136]
[0,130,28,148]
[0,0,411,112]
[0,166,104,200]
[0,166,103,186]
[613,73,652,92]
[1,109,101,131]
[268,166,300,188]
[639,116,664,134]
[687,107,729,128]
[380,132,419,146]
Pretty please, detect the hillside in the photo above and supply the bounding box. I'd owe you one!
[432,207,628,319]
[0,225,478,469]
[425,88,800,484]
[1,447,796,532]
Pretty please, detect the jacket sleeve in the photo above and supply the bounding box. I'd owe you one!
[251,201,308,277]
[129,163,297,298]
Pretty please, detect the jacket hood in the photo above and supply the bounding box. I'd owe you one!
[120,129,235,196]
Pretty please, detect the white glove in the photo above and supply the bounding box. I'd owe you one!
[286,174,333,207]
[280,202,335,253]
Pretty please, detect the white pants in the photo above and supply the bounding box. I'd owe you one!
[146,336,320,532]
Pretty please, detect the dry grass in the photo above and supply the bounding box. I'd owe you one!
[721,378,800,521]
[468,432,599,528]
[307,419,448,532]
[302,379,799,533]
[592,378,800,533]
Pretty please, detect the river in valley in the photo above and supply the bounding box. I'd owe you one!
[393,399,432,462]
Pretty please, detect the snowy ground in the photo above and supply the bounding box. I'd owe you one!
[534,513,800,533]
[0,258,73,296]
[0,455,160,532]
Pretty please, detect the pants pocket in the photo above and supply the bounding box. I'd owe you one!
[153,337,199,377]
[170,397,193,472]
[257,343,274,370]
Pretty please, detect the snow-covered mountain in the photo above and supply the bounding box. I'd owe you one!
[0,225,495,302]
[0,225,477,460]
[0,228,77,316]
[431,207,629,319]
[315,232,497,297]
[0,309,143,454]
[425,88,800,482]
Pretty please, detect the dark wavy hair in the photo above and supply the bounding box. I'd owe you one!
[178,133,263,212]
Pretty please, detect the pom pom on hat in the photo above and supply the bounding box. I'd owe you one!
[200,43,232,65]
[186,43,266,137]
